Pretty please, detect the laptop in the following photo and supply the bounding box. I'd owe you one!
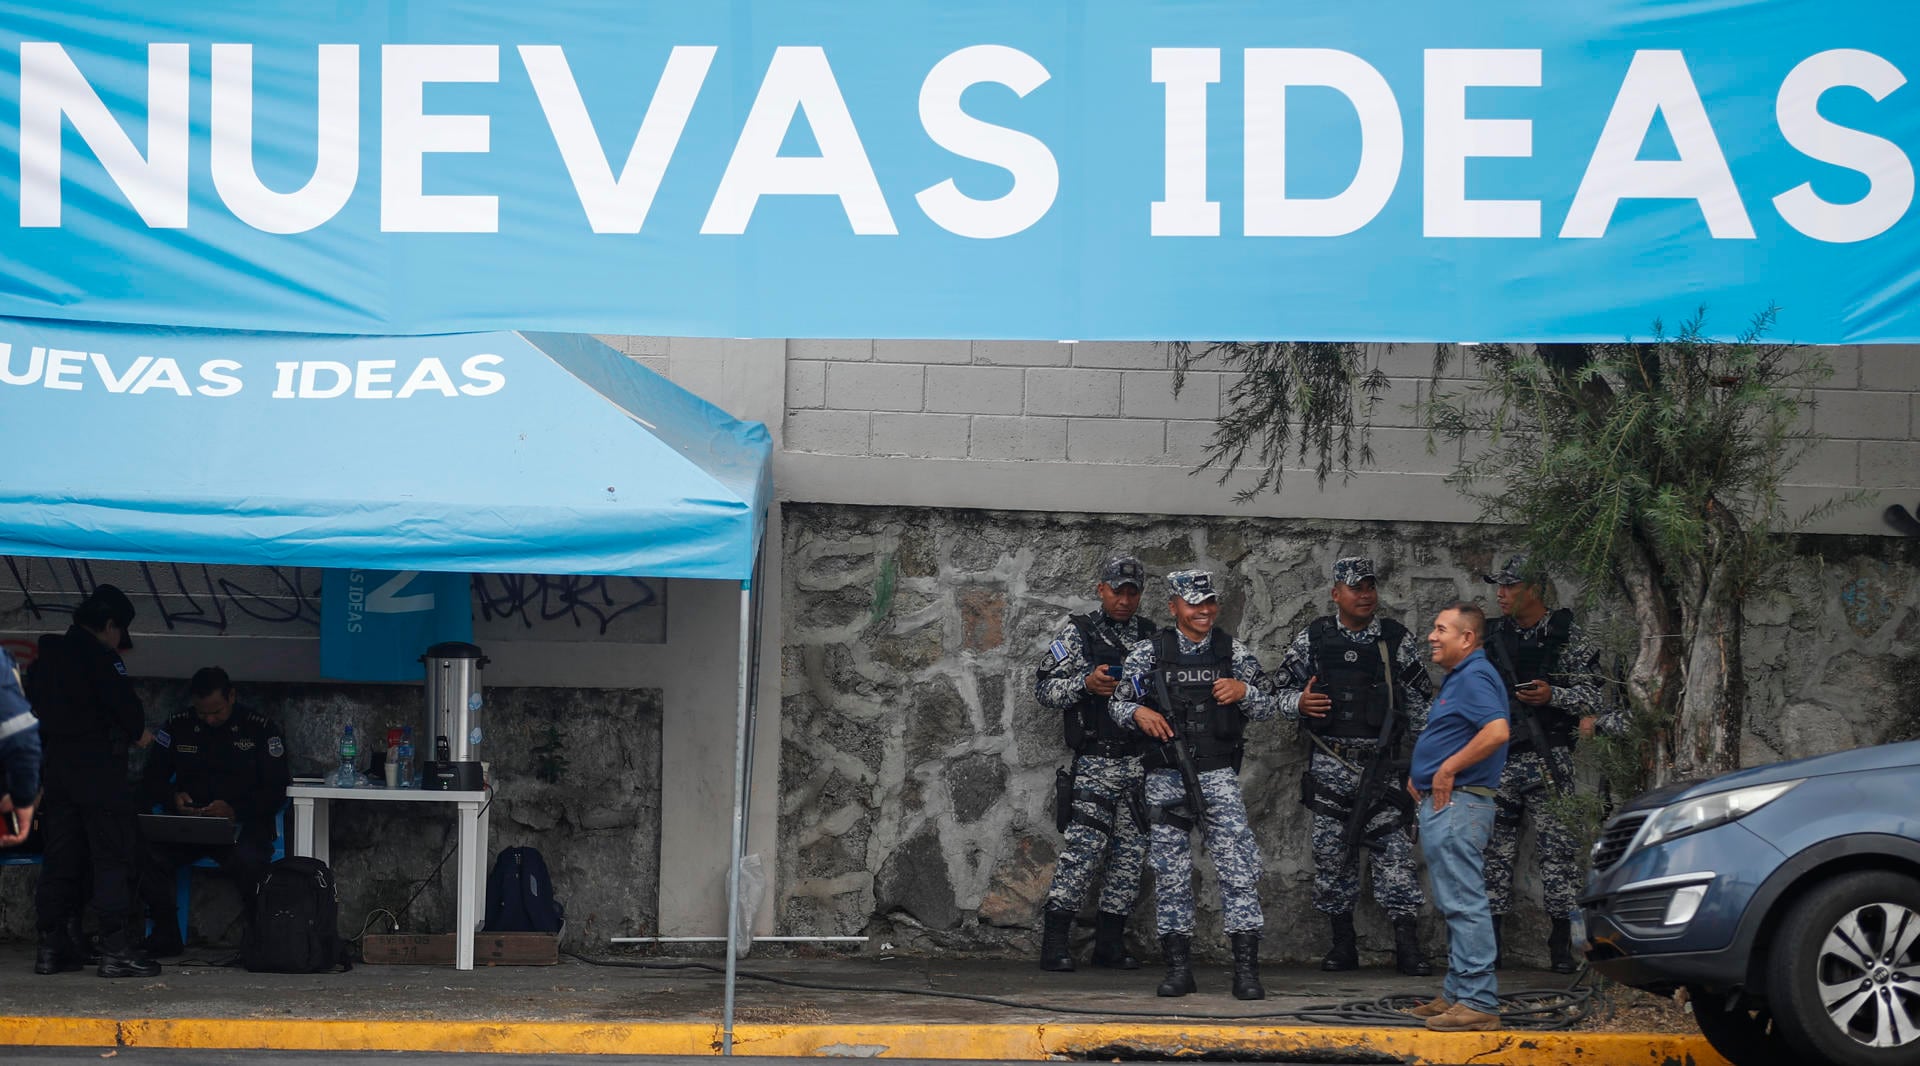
[137,813,241,847]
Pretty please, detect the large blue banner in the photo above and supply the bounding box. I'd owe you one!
[321,570,474,682]
[1,1,1917,342]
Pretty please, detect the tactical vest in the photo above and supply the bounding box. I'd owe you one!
[1143,628,1242,771]
[1064,613,1154,755]
[1496,608,1576,751]
[1305,617,1410,740]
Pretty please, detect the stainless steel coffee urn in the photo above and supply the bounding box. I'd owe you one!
[421,641,487,791]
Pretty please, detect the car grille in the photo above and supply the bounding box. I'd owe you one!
[1591,811,1650,873]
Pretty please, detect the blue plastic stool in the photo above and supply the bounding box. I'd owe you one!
[168,807,286,943]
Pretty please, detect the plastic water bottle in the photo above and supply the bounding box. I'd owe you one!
[334,724,359,788]
[395,727,415,790]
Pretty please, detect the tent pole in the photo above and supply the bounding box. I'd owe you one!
[722,579,753,1056]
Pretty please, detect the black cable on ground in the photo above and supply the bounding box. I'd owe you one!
[562,951,1595,1030]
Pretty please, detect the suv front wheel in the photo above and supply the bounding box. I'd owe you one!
[1687,985,1787,1066]
[1772,870,1920,1066]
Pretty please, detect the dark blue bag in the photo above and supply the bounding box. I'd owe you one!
[483,846,564,933]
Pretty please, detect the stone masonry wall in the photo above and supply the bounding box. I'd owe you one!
[0,682,662,951]
[778,502,1920,965]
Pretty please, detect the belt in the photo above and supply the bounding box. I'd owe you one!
[1078,741,1139,758]
[1416,785,1499,801]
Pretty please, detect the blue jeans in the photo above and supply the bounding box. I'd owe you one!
[1418,791,1498,1012]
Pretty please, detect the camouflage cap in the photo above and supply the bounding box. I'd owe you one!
[1332,556,1377,587]
[1098,554,1145,589]
[1166,569,1220,604]
[1483,554,1536,586]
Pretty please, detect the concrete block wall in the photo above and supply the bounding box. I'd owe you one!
[594,333,1917,534]
[765,339,1918,536]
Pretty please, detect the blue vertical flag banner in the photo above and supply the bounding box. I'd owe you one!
[321,570,476,682]
[1,1,1918,342]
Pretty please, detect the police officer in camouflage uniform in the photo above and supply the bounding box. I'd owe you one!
[1111,569,1275,1001]
[1274,557,1434,977]
[1033,554,1158,973]
[1479,555,1604,973]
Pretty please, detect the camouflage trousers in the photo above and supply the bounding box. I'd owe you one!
[1302,750,1425,919]
[1045,755,1149,914]
[1485,746,1582,918]
[1144,766,1264,936]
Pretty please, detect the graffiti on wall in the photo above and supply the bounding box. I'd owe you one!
[1,557,666,654]
[1887,501,1920,538]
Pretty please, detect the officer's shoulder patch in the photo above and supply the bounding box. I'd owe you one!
[267,737,285,758]
[154,728,171,749]
[1048,639,1070,664]
[113,661,127,676]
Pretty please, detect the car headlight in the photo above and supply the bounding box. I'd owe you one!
[1639,779,1803,848]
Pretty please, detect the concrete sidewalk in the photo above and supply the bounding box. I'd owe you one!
[0,946,1724,1064]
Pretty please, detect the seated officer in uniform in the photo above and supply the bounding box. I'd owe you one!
[137,667,290,956]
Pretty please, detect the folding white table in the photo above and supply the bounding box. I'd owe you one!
[285,784,491,969]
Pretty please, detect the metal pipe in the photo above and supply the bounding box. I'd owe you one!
[721,581,753,1056]
[610,936,869,944]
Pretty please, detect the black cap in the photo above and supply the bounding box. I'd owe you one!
[76,583,136,650]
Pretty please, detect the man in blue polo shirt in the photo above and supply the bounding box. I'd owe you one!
[1405,601,1510,1031]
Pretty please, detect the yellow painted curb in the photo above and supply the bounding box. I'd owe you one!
[0,1016,1730,1065]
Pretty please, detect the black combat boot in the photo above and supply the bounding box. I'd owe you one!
[1229,932,1265,1000]
[1090,911,1139,969]
[33,929,81,975]
[1156,933,1196,997]
[95,938,161,980]
[71,919,101,965]
[1038,906,1076,972]
[1393,916,1432,977]
[1548,917,1577,974]
[1321,911,1358,972]
[1491,914,1505,970]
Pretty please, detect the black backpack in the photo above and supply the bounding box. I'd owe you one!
[483,846,563,933]
[243,856,350,973]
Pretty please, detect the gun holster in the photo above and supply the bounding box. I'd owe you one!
[1054,766,1074,834]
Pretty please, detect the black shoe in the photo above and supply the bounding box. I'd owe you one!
[1156,933,1196,997]
[67,918,101,966]
[1090,911,1139,970]
[1491,914,1505,970]
[1038,906,1076,972]
[96,950,161,979]
[33,934,81,975]
[146,924,185,959]
[1229,932,1264,1000]
[1393,917,1432,977]
[1548,917,1577,974]
[1320,912,1358,972]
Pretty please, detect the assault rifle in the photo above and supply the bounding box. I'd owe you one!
[1163,734,1209,825]
[1484,630,1570,792]
[1343,640,1407,865]
[1148,667,1209,827]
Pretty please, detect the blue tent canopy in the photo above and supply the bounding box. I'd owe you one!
[0,317,771,580]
